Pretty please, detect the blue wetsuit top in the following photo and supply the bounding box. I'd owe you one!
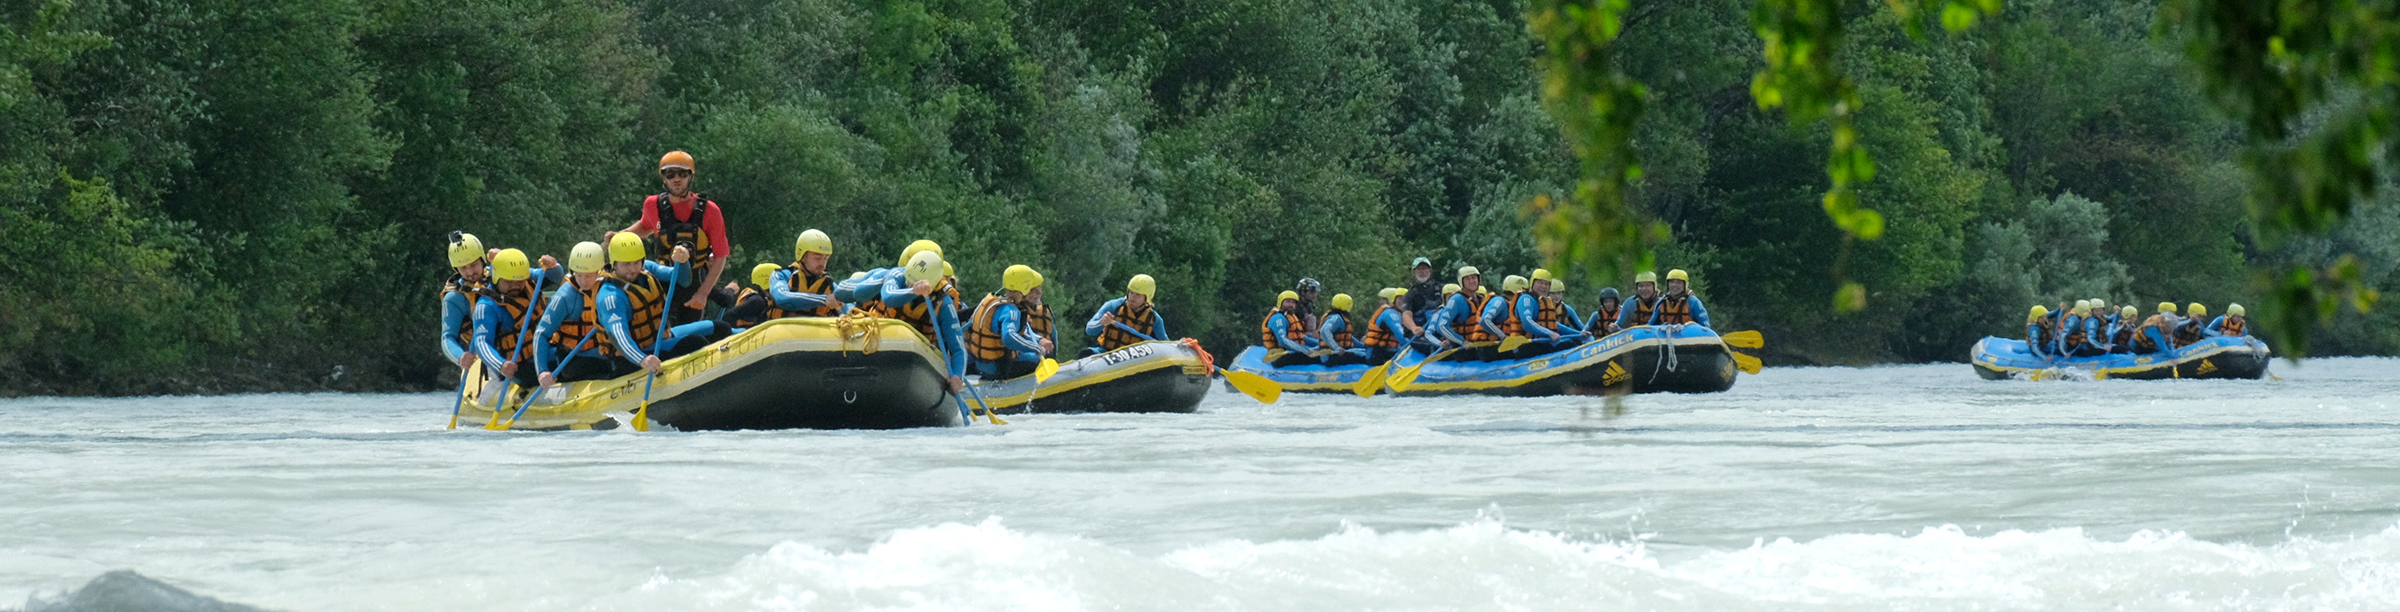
[469,265,563,367]
[1265,311,1315,353]
[767,268,839,313]
[1647,295,1712,328]
[596,260,690,362]
[1083,296,1170,341]
[879,273,968,380]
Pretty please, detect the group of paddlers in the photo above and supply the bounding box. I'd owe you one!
[1254,259,1714,368]
[2024,299,2250,358]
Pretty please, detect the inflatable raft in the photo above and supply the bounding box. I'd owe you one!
[967,340,1215,414]
[456,316,964,430]
[1969,335,2272,380]
[1224,325,1740,397]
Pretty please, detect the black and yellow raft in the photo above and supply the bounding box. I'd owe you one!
[966,340,1215,414]
[457,316,963,430]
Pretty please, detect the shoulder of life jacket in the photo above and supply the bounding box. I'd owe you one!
[773,265,838,318]
[965,294,1018,362]
[602,272,671,353]
[549,283,611,357]
[1360,305,1402,349]
[1654,294,1696,324]
[1098,301,1157,351]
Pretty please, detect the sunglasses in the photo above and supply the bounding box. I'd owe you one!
[660,169,692,179]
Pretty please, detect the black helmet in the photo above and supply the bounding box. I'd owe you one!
[1296,278,1321,293]
[1599,287,1620,301]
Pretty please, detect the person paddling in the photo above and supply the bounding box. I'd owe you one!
[596,233,724,376]
[2025,305,2057,358]
[469,249,563,390]
[1423,267,1488,350]
[1318,293,1368,365]
[1356,288,1413,365]
[1084,274,1169,355]
[441,232,494,370]
[533,242,621,384]
[2207,304,2249,338]
[616,151,730,326]
[1260,290,1319,367]
[2172,303,2210,348]
[965,265,1055,380]
[764,229,843,318]
[880,248,969,394]
[2107,306,2139,354]
[1648,269,1711,328]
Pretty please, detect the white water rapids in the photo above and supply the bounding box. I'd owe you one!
[5,359,2398,611]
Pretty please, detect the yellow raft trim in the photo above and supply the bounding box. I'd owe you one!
[459,317,943,430]
[973,341,1206,408]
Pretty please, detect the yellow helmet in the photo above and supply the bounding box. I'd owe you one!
[2089,298,2106,311]
[2028,305,2049,322]
[1003,264,1043,293]
[795,229,832,259]
[1549,279,1565,294]
[897,239,944,267]
[446,232,485,267]
[848,271,868,281]
[607,231,648,263]
[1377,287,1400,300]
[943,262,954,279]
[1457,265,1480,281]
[1634,271,1657,284]
[903,250,944,286]
[1277,290,1299,303]
[567,241,606,273]
[752,263,782,288]
[2227,303,2246,316]
[2120,305,2137,319]
[1666,269,1689,282]
[1530,268,1554,281]
[1442,283,1460,295]
[1502,275,1529,293]
[659,150,694,171]
[491,249,531,281]
[1127,274,1157,298]
[2158,302,2178,314]
[1331,293,1353,311]
[2073,299,2091,314]
[2187,303,2207,318]
[1479,287,1492,296]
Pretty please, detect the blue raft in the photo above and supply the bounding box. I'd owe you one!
[1225,325,1740,397]
[1969,335,2272,380]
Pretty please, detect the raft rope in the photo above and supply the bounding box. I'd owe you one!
[834,311,884,355]
[1180,337,1217,376]
[1648,324,1681,385]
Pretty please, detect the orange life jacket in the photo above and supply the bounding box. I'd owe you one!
[2061,315,2089,348]
[445,274,490,349]
[1448,294,1491,342]
[1534,296,1564,331]
[1098,301,1159,351]
[2130,314,2170,353]
[1626,295,1657,327]
[482,284,548,364]
[2032,318,2059,351]
[1481,292,1521,338]
[1325,308,1358,349]
[1594,304,1621,332]
[775,266,840,318]
[1654,294,1697,325]
[2172,318,2207,347]
[602,271,671,353]
[1359,305,1402,349]
[550,281,609,356]
[887,278,953,340]
[2214,316,2246,337]
[965,294,1019,362]
[646,193,715,267]
[1024,302,1053,347]
[726,287,774,328]
[1258,310,1307,348]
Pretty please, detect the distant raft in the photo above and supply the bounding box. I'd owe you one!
[458,316,963,431]
[1969,335,2271,381]
[968,340,1215,415]
[1224,325,1740,397]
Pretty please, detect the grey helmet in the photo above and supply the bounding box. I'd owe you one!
[1598,287,1620,302]
[1296,277,1321,293]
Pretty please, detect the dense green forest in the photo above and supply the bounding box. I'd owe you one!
[3,0,2396,395]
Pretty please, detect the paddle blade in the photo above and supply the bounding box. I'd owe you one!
[1034,358,1060,383]
[1264,349,1287,363]
[1222,370,1282,404]
[1731,351,1763,374]
[1387,364,1427,392]
[1351,363,1389,398]
[1722,330,1764,349]
[632,402,651,432]
[1498,335,1531,352]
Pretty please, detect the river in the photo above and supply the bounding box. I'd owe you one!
[5,358,2398,611]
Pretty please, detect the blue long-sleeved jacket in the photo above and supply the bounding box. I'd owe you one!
[880,274,968,379]
[1264,311,1315,353]
[534,280,598,373]
[2027,323,2053,357]
[2205,316,2245,337]
[2054,314,2086,354]
[441,286,475,362]
[596,261,690,361]
[1514,293,1572,341]
[1617,295,1656,330]
[767,268,839,313]
[1370,306,1411,346]
[1647,294,1712,328]
[1425,293,1479,345]
[1560,303,1585,333]
[469,265,563,367]
[1082,297,1170,341]
[1319,312,1349,348]
[1477,294,1515,340]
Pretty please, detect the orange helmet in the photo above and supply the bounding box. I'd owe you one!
[659,150,694,171]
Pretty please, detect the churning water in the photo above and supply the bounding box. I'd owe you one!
[5,359,2399,611]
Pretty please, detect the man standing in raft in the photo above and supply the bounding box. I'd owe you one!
[441,232,493,371]
[1085,274,1169,355]
[616,151,729,326]
[1648,269,1711,329]
[966,265,1055,380]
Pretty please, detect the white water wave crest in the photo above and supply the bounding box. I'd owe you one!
[589,518,2400,612]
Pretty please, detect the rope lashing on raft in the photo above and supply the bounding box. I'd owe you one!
[1180,338,1216,376]
[1649,325,1681,385]
[834,311,883,355]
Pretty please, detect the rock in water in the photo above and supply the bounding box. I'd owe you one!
[22,571,276,612]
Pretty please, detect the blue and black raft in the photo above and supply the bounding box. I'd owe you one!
[1224,325,1743,397]
[967,340,1215,415]
[458,316,964,431]
[1968,335,2272,380]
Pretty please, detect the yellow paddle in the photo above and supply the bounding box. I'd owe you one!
[1034,358,1060,383]
[1351,361,1391,398]
[1497,335,1533,353]
[1386,346,1465,392]
[1731,351,1763,374]
[1722,330,1764,348]
[1222,370,1282,404]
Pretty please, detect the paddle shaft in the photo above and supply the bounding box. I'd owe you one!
[483,289,548,427]
[502,327,598,428]
[631,299,676,432]
[925,301,975,425]
[1109,321,1157,342]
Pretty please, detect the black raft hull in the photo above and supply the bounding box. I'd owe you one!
[1388,326,1741,397]
[970,340,1214,414]
[644,346,960,430]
